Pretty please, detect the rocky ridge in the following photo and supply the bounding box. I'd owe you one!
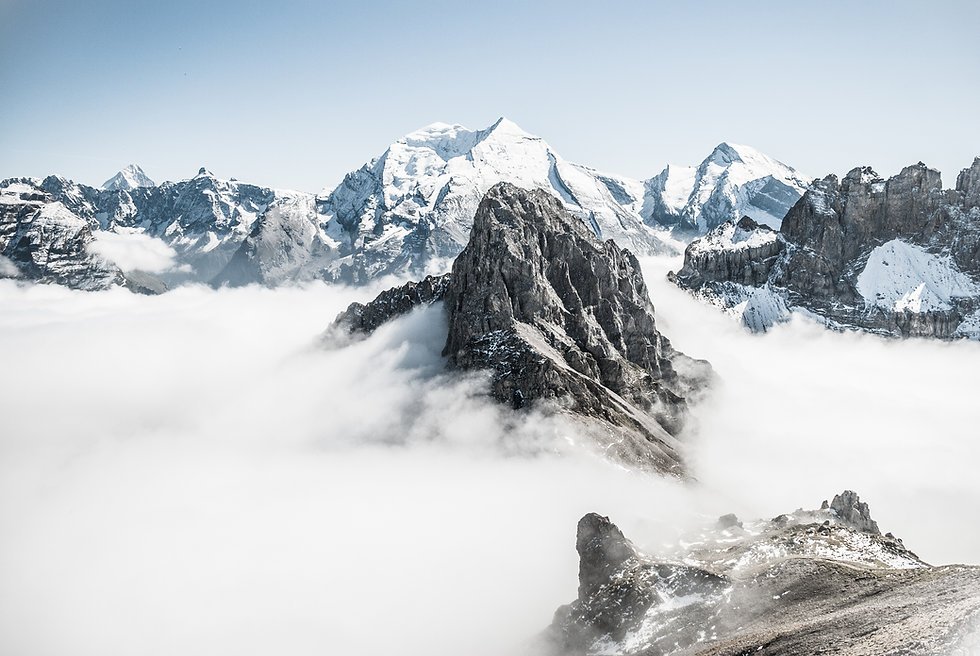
[546,491,980,655]
[672,157,980,338]
[334,183,711,473]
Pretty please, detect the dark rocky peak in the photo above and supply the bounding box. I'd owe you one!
[576,513,639,600]
[196,167,214,178]
[735,215,767,232]
[333,182,711,473]
[830,490,881,534]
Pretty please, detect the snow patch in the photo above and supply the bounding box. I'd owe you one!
[857,240,978,313]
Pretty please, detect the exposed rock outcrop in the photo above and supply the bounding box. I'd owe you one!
[830,490,881,535]
[673,157,980,338]
[332,183,711,473]
[334,274,450,334]
[545,493,980,656]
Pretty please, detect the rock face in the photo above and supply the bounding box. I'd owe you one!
[334,183,711,473]
[0,181,160,292]
[673,158,980,338]
[545,492,980,655]
[334,274,451,335]
[642,142,809,233]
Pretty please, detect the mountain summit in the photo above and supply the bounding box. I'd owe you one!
[643,142,808,233]
[101,164,155,191]
[334,183,710,473]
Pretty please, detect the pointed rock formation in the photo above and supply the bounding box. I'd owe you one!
[334,183,711,473]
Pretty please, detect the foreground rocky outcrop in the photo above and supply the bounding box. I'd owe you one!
[545,492,980,655]
[333,183,711,474]
[672,158,980,338]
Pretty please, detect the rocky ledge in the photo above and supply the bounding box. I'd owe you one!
[333,182,712,474]
[545,491,980,655]
[672,157,980,338]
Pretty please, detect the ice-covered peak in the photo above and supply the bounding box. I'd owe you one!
[102,164,155,191]
[706,142,746,166]
[399,122,482,161]
[194,167,214,179]
[481,116,535,140]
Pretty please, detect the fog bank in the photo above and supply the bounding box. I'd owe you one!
[0,258,977,655]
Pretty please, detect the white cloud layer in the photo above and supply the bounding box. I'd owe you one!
[87,230,182,273]
[0,255,977,655]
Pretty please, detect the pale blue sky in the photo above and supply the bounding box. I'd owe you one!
[2,0,978,192]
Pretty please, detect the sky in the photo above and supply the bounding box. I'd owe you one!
[1,0,979,192]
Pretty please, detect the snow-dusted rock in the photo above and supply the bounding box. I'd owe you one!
[545,493,980,656]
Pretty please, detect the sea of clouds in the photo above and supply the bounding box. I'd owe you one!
[0,255,977,655]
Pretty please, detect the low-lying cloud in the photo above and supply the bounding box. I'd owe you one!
[88,230,184,273]
[0,255,977,655]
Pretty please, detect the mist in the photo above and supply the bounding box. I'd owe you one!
[0,256,978,655]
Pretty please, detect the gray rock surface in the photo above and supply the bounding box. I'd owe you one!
[545,493,980,656]
[673,157,980,338]
[332,183,711,473]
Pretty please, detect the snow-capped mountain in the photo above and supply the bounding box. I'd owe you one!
[3,121,813,292]
[223,117,675,285]
[102,164,155,191]
[0,171,314,289]
[643,142,809,233]
[672,157,980,339]
[0,180,161,292]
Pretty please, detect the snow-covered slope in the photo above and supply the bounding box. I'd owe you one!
[643,143,809,233]
[856,239,978,313]
[102,164,155,191]
[295,117,673,283]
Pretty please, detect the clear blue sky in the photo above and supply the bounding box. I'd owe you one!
[2,0,978,192]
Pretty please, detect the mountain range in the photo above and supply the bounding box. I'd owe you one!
[0,118,805,291]
[672,158,980,338]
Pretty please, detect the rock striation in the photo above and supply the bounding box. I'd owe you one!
[545,492,980,655]
[334,183,711,473]
[673,157,980,338]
